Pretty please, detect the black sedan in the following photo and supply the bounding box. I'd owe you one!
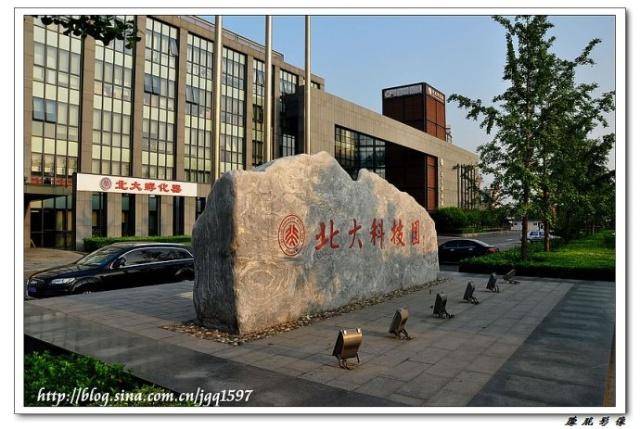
[438,239,499,263]
[26,243,194,298]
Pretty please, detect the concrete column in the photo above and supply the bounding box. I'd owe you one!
[131,16,147,178]
[212,16,223,181]
[106,193,122,237]
[264,16,273,162]
[80,36,96,173]
[135,194,148,236]
[184,197,196,236]
[174,27,188,181]
[74,191,92,250]
[244,54,254,169]
[160,195,174,236]
[24,16,34,181]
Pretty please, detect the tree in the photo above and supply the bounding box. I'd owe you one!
[536,40,615,249]
[37,16,140,48]
[448,16,557,260]
[449,15,615,258]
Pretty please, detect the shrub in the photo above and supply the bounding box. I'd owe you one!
[83,235,191,252]
[459,230,615,281]
[431,207,507,233]
[430,207,468,233]
[24,351,192,407]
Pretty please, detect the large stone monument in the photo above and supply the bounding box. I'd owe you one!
[193,151,439,334]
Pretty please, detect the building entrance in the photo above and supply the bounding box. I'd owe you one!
[28,195,74,249]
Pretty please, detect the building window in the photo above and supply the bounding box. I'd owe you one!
[148,195,160,236]
[457,164,478,209]
[281,134,296,157]
[184,33,213,183]
[279,69,298,157]
[30,18,81,186]
[91,192,107,237]
[252,59,265,166]
[311,81,321,90]
[142,18,178,180]
[121,194,135,236]
[220,47,246,174]
[172,196,185,235]
[334,126,387,180]
[92,16,134,176]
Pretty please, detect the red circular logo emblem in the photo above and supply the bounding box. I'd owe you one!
[99,177,112,191]
[278,214,305,257]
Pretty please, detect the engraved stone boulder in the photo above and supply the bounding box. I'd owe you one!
[192,151,439,334]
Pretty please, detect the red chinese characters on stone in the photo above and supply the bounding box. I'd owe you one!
[115,180,128,190]
[391,219,405,247]
[158,183,170,192]
[348,218,363,249]
[171,184,182,193]
[144,182,156,192]
[370,218,384,248]
[129,181,142,191]
[315,220,340,251]
[411,220,420,245]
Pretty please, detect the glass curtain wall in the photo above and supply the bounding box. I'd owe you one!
[279,69,298,157]
[184,33,213,183]
[29,196,73,249]
[30,18,82,186]
[334,126,387,179]
[252,59,265,166]
[92,16,134,176]
[220,47,246,174]
[121,194,135,236]
[91,192,107,237]
[142,17,178,180]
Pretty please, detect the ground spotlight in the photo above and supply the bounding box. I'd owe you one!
[433,293,454,319]
[332,328,363,369]
[389,308,411,340]
[486,273,500,293]
[463,281,479,304]
[503,268,519,284]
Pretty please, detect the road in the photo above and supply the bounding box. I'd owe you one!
[438,230,522,251]
[438,230,522,272]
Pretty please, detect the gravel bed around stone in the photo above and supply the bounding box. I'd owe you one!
[161,277,448,345]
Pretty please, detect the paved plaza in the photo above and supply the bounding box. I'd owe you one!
[23,272,615,407]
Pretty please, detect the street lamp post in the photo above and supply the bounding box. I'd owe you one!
[213,15,223,180]
[304,16,311,155]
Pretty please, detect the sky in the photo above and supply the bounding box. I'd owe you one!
[205,15,616,170]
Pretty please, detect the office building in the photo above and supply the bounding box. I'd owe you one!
[23,15,478,250]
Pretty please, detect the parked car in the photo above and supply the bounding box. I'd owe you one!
[26,243,194,298]
[438,239,499,263]
[527,230,558,242]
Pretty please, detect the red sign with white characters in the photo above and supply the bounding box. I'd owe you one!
[75,173,197,197]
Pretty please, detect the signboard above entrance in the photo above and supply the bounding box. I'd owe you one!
[75,173,198,197]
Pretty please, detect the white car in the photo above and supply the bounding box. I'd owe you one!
[527,230,558,242]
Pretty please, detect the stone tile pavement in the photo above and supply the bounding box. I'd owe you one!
[23,271,612,407]
[469,279,615,406]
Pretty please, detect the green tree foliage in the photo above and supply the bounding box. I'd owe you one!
[449,15,615,258]
[37,16,140,48]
